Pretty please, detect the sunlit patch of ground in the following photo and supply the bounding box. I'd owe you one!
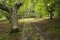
[18,17,49,23]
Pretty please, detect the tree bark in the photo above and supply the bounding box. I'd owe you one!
[58,10,60,16]
[50,13,53,19]
[0,0,22,31]
[10,0,22,30]
[10,8,18,30]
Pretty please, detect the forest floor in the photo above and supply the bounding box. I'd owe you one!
[0,17,60,40]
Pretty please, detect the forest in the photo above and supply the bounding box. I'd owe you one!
[0,0,60,40]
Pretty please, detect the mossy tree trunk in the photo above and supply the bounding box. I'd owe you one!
[49,12,53,19]
[0,0,22,33]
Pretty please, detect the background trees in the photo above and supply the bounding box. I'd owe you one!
[0,0,60,20]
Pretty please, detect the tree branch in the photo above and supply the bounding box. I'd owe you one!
[14,0,22,10]
[0,3,11,13]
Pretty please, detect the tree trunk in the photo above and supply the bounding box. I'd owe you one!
[10,8,18,30]
[58,12,60,16]
[50,12,53,19]
[0,0,22,34]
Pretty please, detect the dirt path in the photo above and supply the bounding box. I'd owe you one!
[0,17,60,40]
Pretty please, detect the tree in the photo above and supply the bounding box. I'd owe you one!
[46,4,54,19]
[44,0,55,19]
[0,0,22,33]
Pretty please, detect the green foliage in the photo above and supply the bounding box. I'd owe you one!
[0,0,60,19]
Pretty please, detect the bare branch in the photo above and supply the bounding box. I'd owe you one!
[0,3,11,13]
